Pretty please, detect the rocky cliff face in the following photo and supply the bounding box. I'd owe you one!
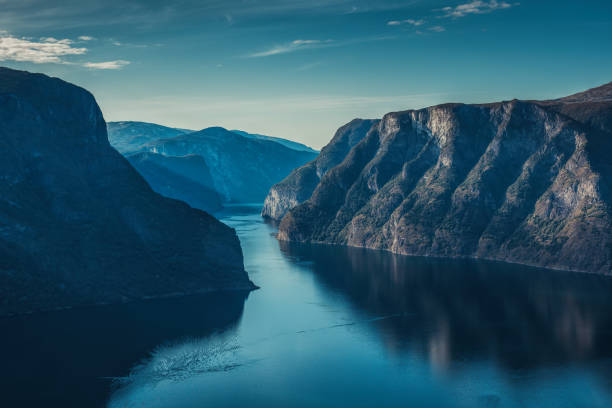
[262,119,377,220]
[278,83,612,274]
[0,68,254,316]
[143,127,318,203]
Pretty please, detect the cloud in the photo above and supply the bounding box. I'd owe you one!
[437,1,518,18]
[247,39,333,58]
[246,35,395,58]
[83,60,130,69]
[429,25,446,32]
[0,34,87,63]
[387,18,425,26]
[78,35,95,41]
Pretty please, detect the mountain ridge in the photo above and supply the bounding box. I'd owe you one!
[275,82,612,274]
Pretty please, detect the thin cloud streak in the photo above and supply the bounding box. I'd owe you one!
[387,18,425,26]
[83,60,130,69]
[246,35,395,58]
[113,92,455,113]
[247,39,333,58]
[437,1,518,18]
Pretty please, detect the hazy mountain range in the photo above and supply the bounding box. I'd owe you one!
[108,121,318,210]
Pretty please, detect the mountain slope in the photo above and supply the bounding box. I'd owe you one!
[126,152,222,213]
[0,67,254,316]
[107,121,192,154]
[143,127,318,202]
[278,85,612,274]
[231,129,318,153]
[262,119,377,220]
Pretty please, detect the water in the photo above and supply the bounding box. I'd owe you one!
[3,205,612,407]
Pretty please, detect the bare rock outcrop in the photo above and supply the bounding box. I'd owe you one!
[278,83,612,274]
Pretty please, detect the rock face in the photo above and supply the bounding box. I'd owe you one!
[278,83,612,274]
[142,127,318,203]
[262,119,377,220]
[126,152,222,213]
[0,67,254,316]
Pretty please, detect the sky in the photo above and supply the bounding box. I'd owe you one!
[0,0,611,149]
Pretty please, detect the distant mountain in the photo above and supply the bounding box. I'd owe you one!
[126,152,222,213]
[0,67,254,316]
[554,81,612,103]
[276,82,612,274]
[143,127,318,203]
[231,129,318,153]
[107,121,192,154]
[262,119,377,220]
[107,121,319,207]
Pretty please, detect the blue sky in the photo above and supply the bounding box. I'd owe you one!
[0,0,610,148]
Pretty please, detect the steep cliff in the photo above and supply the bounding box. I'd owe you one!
[0,67,254,316]
[278,84,612,274]
[262,119,377,220]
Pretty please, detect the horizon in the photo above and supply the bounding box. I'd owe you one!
[1,0,610,149]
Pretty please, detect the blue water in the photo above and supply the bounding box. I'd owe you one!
[3,205,612,407]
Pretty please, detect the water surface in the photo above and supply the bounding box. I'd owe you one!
[3,205,612,407]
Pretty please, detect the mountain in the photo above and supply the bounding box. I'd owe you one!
[231,129,318,153]
[141,127,318,202]
[107,121,192,154]
[107,122,319,206]
[277,83,612,274]
[126,152,222,213]
[262,119,377,220]
[0,67,254,316]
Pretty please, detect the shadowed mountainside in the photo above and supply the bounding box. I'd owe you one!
[126,152,222,213]
[0,67,254,316]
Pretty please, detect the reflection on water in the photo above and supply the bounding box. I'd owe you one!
[4,205,612,408]
[108,207,612,408]
[279,241,612,371]
[0,291,249,408]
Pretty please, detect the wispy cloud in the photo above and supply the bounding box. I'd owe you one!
[429,25,446,32]
[0,32,130,69]
[387,18,425,26]
[78,35,95,41]
[437,1,518,18]
[0,34,86,63]
[246,36,395,58]
[83,60,130,70]
[247,39,333,58]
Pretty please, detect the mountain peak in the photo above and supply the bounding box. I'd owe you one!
[557,81,612,103]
